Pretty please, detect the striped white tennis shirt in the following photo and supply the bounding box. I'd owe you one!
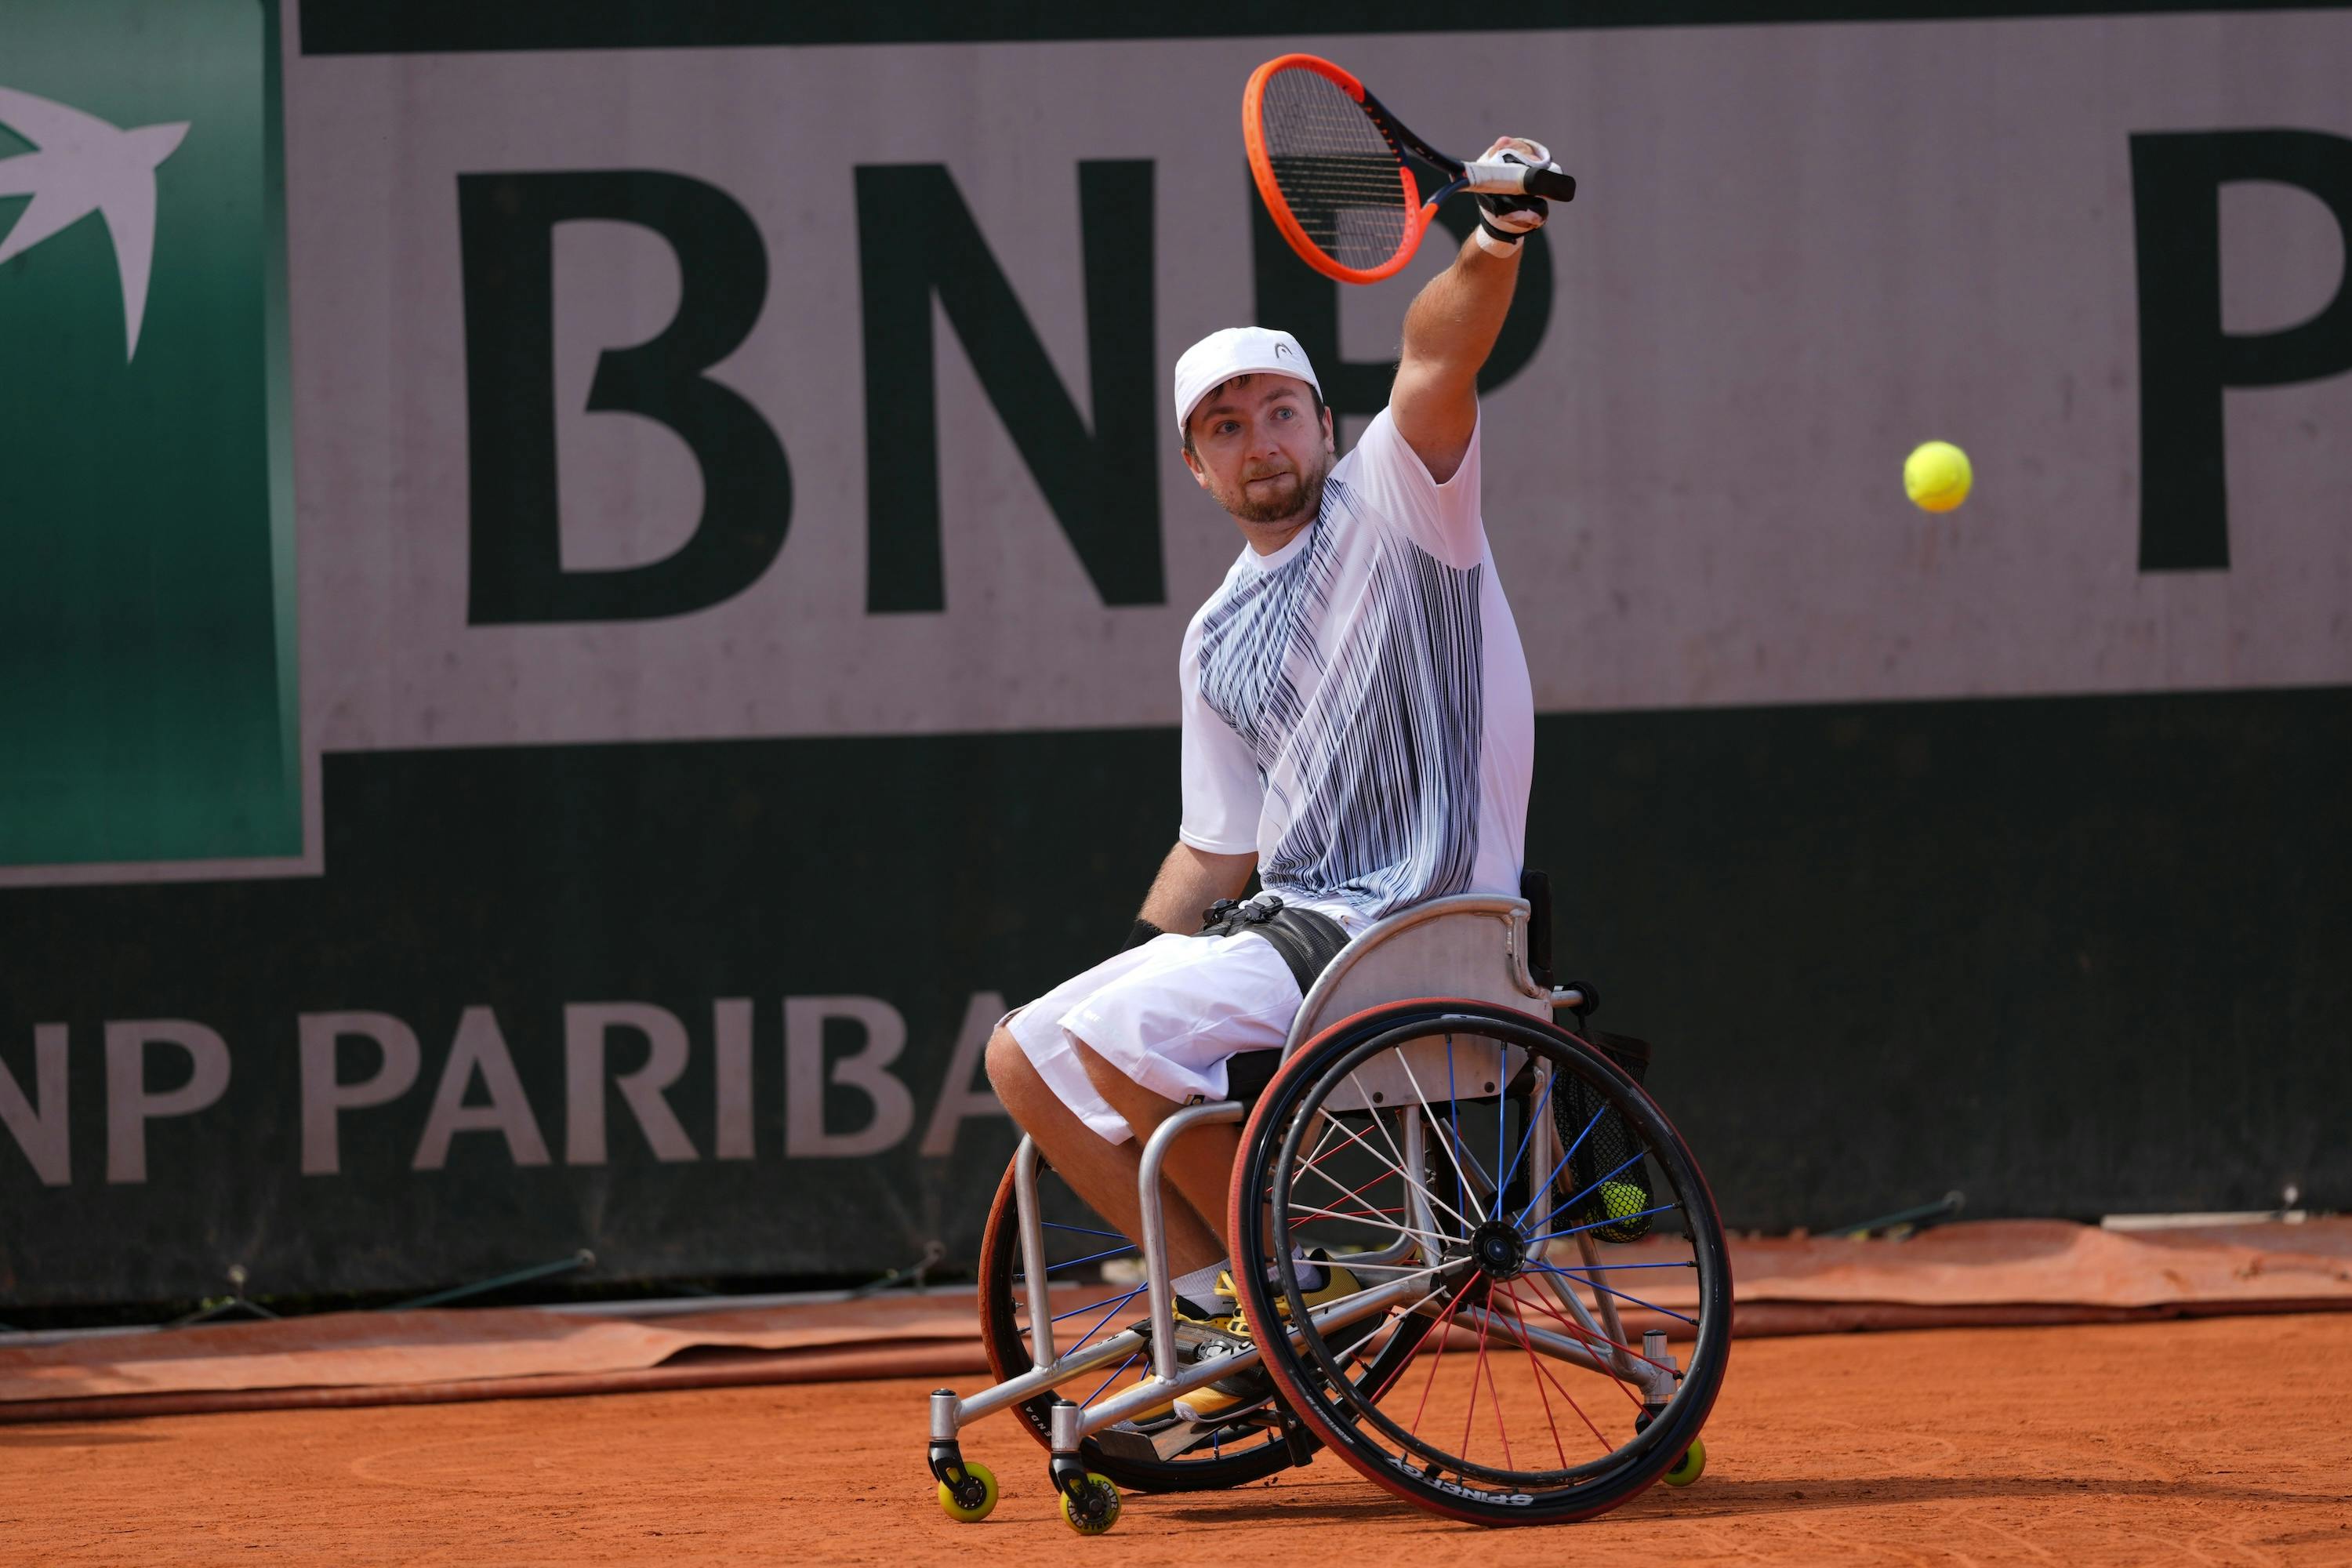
[1178,406,1534,920]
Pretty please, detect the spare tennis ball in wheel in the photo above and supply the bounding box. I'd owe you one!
[1601,1181,1646,1221]
[1904,441,1973,513]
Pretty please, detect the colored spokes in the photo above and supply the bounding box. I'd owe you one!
[1229,1003,1731,1523]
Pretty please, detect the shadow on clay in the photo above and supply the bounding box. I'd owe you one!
[1615,1474,2352,1518]
[1158,1472,2350,1527]
[1158,1489,1428,1526]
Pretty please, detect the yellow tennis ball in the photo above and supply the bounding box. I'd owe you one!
[1904,440,1973,513]
[1600,1181,1645,1221]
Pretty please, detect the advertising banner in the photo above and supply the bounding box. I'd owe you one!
[2,2,2345,1306]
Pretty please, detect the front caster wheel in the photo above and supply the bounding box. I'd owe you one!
[1662,1437,1706,1487]
[936,1460,999,1522]
[1058,1472,1122,1536]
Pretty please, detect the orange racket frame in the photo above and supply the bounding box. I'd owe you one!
[1243,53,1432,286]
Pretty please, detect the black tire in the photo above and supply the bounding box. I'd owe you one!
[1228,1000,1732,1526]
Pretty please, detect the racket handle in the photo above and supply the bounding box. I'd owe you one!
[1524,166,1577,202]
[1461,158,1577,203]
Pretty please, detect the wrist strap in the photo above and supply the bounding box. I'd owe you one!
[1474,223,1523,257]
[1121,917,1166,951]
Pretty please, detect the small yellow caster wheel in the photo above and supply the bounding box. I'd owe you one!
[937,1460,998,1523]
[1663,1437,1706,1487]
[1058,1472,1121,1536]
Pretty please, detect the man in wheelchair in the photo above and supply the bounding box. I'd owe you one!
[985,178,1548,1425]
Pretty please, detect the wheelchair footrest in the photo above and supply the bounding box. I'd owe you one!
[1094,1417,1221,1465]
[1095,1405,1301,1466]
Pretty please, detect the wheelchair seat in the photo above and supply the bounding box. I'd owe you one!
[1215,872,1559,1112]
[1219,1046,1284,1107]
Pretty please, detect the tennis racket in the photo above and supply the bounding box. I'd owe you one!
[1244,53,1575,286]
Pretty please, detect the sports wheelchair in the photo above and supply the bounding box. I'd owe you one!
[924,874,1730,1531]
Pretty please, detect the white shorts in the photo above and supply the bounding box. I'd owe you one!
[1007,926,1340,1144]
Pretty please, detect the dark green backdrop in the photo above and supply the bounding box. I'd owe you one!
[4,687,2345,1307]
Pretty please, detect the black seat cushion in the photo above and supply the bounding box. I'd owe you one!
[1222,1048,1284,1108]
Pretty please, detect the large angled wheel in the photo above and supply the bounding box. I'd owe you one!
[1228,1000,1732,1525]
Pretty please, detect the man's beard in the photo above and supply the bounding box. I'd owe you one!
[1226,455,1330,525]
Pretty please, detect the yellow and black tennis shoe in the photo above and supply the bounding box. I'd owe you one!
[1130,1294,1244,1422]
[1171,1308,1271,1423]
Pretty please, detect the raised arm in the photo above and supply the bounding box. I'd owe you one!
[1388,136,1551,484]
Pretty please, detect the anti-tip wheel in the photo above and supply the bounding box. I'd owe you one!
[1663,1438,1706,1487]
[1058,1472,1122,1536]
[937,1460,999,1522]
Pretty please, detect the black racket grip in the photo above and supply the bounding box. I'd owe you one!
[1524,167,1577,202]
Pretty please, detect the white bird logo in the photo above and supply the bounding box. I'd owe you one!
[0,85,190,361]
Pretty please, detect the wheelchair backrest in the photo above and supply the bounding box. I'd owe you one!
[1281,895,1552,1115]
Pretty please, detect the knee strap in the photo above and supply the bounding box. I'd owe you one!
[1195,895,1350,996]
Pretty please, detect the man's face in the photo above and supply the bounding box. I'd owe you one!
[1181,374,1336,537]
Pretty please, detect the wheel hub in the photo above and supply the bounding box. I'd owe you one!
[1468,1220,1527,1280]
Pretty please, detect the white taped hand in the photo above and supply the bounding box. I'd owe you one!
[1475,136,1560,247]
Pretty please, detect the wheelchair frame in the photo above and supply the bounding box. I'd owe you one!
[925,894,1688,1524]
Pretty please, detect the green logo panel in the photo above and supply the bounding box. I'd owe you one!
[0,0,296,867]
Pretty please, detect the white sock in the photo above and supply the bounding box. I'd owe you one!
[1170,1262,1225,1303]
[1173,1247,1326,1305]
[1282,1245,1327,1294]
[1238,1247,1325,1293]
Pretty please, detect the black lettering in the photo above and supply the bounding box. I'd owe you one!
[2130,130,2352,571]
[459,171,790,622]
[855,162,1163,613]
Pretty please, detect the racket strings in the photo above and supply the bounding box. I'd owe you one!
[1257,67,1411,270]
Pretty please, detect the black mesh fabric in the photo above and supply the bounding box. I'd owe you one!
[1255,67,1411,271]
[1552,1031,1657,1243]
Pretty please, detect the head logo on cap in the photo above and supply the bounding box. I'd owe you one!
[1172,325,1323,437]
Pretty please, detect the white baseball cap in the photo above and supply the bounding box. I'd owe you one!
[1171,326,1321,438]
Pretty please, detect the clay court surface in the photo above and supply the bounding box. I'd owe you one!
[9,1312,2347,1566]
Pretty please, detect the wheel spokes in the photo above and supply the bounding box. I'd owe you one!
[1397,1046,1490,1225]
[1258,1018,1721,1502]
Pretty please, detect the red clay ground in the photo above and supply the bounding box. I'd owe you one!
[5,1312,2347,1566]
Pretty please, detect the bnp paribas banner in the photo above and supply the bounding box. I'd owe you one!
[2,2,2347,1307]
